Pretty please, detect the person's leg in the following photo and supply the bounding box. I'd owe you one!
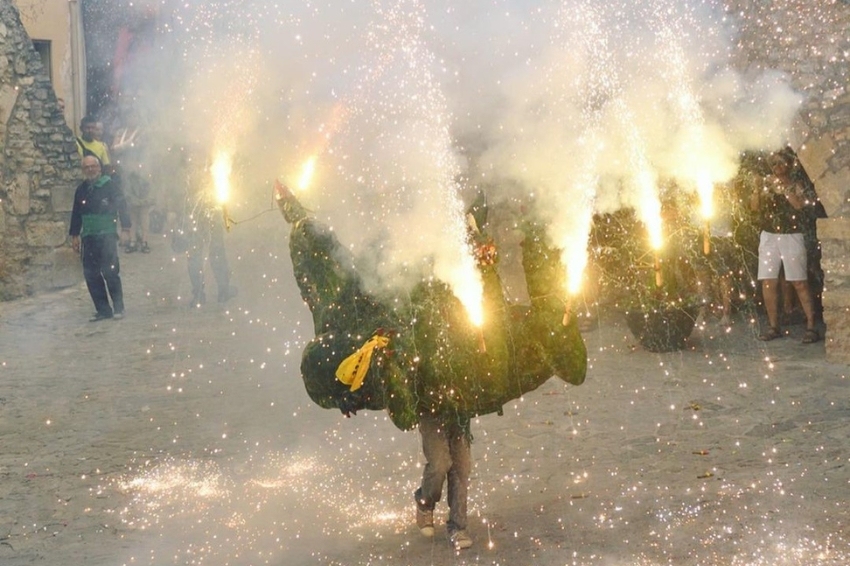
[417,415,451,509]
[761,279,780,332]
[781,233,817,339]
[187,219,208,304]
[139,205,151,251]
[100,234,125,314]
[415,414,452,537]
[82,237,112,317]
[187,246,205,304]
[208,219,233,301]
[757,231,782,338]
[445,421,471,534]
[126,207,140,252]
[790,281,816,331]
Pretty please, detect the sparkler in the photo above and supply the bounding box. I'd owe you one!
[654,252,663,288]
[211,151,234,232]
[696,175,714,256]
[289,101,350,193]
[651,225,665,288]
[297,155,317,192]
[478,327,487,353]
[644,202,664,289]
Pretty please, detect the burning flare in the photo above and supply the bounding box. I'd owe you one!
[211,151,233,205]
[298,155,317,192]
[696,173,714,220]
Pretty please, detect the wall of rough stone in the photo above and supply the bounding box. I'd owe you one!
[726,0,850,363]
[0,0,79,300]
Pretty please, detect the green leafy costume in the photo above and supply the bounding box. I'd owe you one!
[276,183,587,431]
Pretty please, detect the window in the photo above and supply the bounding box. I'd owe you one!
[32,39,52,82]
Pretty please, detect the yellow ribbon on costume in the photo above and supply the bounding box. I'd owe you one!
[335,335,390,392]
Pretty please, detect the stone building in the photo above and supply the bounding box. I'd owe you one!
[15,0,87,130]
[0,0,79,299]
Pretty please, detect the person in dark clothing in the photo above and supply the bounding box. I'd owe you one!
[69,156,131,321]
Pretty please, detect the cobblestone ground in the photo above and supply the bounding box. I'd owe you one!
[1,227,849,566]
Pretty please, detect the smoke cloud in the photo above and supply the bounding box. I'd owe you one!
[100,0,802,297]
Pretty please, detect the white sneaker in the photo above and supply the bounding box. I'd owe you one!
[449,529,472,550]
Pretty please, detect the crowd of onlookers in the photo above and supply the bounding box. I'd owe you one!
[583,147,826,344]
[68,99,827,345]
[69,107,236,322]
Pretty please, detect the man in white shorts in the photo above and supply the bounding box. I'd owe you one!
[751,148,819,343]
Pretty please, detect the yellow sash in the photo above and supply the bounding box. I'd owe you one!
[335,335,390,392]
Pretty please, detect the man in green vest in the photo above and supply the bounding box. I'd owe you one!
[69,156,131,321]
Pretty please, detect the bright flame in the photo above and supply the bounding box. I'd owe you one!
[565,251,588,296]
[298,155,317,192]
[211,152,233,205]
[696,173,714,220]
[438,239,484,328]
[648,221,664,251]
[562,202,595,296]
[455,273,484,327]
[634,170,663,250]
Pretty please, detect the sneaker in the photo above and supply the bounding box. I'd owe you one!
[448,529,472,550]
[125,243,137,253]
[89,311,113,322]
[140,242,151,253]
[416,507,434,538]
[113,311,125,320]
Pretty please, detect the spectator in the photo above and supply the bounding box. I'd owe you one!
[750,147,820,343]
[112,112,153,253]
[121,167,154,253]
[180,156,236,306]
[76,116,111,166]
[69,156,130,321]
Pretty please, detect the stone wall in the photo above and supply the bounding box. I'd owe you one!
[0,0,79,300]
[727,0,850,363]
